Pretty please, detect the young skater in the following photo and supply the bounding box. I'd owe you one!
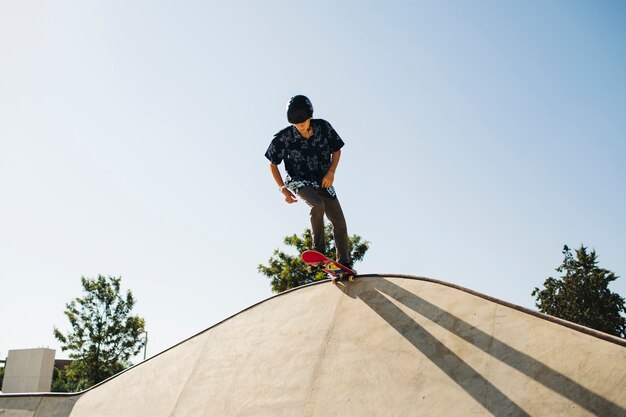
[265,95,352,268]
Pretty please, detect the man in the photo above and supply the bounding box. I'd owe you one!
[265,95,352,268]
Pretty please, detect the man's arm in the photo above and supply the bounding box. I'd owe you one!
[321,149,341,188]
[270,163,298,204]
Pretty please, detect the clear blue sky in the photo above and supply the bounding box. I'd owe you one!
[1,0,625,361]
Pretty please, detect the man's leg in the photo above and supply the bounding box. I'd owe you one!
[323,193,350,267]
[297,186,326,253]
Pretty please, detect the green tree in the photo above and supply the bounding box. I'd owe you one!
[53,275,146,391]
[532,245,626,338]
[258,224,369,293]
[50,366,70,393]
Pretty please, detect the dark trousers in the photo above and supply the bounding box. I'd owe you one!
[297,186,350,265]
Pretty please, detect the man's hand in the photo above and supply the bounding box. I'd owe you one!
[282,188,298,204]
[321,170,335,188]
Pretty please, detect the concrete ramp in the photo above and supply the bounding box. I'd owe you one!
[2,275,626,416]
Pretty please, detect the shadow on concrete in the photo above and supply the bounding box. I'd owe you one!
[0,394,79,417]
[354,278,626,417]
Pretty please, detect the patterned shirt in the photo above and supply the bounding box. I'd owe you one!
[265,119,345,196]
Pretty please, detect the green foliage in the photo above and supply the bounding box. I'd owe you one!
[51,366,70,393]
[258,224,369,293]
[532,245,626,338]
[53,275,146,391]
[0,364,4,390]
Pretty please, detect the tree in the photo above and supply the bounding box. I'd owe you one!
[258,224,369,293]
[532,245,626,338]
[50,366,69,393]
[53,275,146,391]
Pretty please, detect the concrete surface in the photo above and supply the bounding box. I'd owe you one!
[2,349,55,393]
[0,395,79,417]
[1,275,625,416]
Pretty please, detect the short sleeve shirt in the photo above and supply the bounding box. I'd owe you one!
[265,119,344,195]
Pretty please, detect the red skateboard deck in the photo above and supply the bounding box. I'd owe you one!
[301,250,356,282]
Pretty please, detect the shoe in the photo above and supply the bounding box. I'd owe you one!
[337,260,355,273]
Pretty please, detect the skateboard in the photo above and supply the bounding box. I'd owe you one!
[301,250,356,283]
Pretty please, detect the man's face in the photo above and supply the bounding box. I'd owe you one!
[293,118,311,135]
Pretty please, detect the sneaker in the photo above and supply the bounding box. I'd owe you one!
[337,260,355,273]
